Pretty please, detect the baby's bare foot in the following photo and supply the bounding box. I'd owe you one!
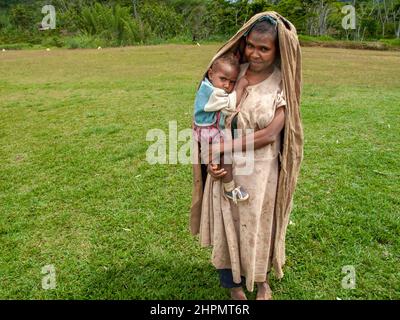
[230,287,247,300]
[256,281,272,300]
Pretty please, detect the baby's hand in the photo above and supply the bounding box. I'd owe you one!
[236,77,249,89]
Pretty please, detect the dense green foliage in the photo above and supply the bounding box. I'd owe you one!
[0,1,399,48]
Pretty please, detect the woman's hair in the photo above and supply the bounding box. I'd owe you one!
[250,20,278,41]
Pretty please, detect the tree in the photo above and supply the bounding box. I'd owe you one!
[10,4,35,29]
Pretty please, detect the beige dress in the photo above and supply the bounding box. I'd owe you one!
[199,63,286,292]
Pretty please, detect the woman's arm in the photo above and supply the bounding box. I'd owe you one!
[243,106,285,151]
[206,107,285,164]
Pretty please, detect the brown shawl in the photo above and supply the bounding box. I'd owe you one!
[190,11,304,279]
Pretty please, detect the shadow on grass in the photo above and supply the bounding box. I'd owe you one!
[79,252,231,300]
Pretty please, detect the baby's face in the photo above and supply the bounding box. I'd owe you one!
[208,62,239,93]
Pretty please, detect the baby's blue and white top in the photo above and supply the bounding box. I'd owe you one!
[193,77,237,130]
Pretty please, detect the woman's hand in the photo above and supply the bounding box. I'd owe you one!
[207,164,227,179]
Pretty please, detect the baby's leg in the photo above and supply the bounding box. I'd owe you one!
[221,154,233,184]
[221,149,249,203]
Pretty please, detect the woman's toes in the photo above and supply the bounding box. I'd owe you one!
[230,287,247,300]
[256,282,273,300]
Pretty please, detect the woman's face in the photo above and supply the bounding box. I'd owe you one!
[244,30,276,73]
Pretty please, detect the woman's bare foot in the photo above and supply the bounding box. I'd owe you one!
[230,287,247,300]
[256,281,273,300]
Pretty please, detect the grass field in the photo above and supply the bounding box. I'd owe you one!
[0,45,399,300]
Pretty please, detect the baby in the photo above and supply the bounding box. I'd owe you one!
[193,52,249,203]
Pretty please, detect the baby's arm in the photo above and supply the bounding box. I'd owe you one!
[203,87,236,114]
[202,77,248,115]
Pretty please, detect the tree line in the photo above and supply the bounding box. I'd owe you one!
[0,0,399,48]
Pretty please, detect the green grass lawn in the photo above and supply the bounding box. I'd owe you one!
[0,45,399,300]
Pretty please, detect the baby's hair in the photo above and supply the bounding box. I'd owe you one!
[211,52,240,73]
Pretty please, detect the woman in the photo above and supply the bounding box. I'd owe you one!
[190,12,304,300]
